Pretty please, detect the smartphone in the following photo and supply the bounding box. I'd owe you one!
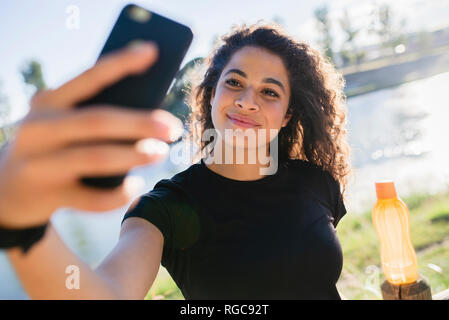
[76,4,193,189]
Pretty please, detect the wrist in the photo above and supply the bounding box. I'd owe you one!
[0,222,49,254]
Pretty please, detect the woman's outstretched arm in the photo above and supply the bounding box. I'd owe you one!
[7,216,163,300]
[0,41,182,299]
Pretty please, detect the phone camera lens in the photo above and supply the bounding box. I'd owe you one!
[128,6,151,23]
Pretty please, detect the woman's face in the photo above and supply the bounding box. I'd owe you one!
[210,46,291,149]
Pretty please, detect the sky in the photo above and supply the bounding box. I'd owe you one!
[1,0,449,123]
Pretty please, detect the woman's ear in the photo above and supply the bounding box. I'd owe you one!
[282,109,292,128]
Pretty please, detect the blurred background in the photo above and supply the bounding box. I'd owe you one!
[1,0,449,299]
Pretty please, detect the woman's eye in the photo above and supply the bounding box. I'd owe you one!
[225,79,241,87]
[225,79,279,98]
[263,89,279,98]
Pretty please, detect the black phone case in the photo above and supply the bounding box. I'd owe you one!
[76,4,193,189]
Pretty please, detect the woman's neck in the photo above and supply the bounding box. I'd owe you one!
[204,141,273,181]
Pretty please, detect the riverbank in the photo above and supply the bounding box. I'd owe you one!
[343,44,449,98]
[146,190,449,300]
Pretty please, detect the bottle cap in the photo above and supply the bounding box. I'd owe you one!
[375,180,397,199]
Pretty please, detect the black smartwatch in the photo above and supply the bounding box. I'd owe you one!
[0,223,48,254]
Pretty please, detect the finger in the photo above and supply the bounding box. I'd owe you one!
[62,176,146,212]
[15,108,183,157]
[31,42,158,109]
[24,138,169,184]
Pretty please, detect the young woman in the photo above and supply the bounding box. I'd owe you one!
[1,23,351,300]
[122,23,352,299]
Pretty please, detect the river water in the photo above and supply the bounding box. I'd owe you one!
[1,71,448,299]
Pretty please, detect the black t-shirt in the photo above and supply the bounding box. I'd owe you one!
[122,158,347,300]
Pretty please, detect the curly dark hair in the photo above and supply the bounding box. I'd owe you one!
[186,22,352,199]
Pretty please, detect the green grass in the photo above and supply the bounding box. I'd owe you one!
[145,191,449,300]
[145,267,184,300]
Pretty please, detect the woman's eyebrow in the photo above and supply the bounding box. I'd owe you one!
[224,68,286,93]
[263,78,285,94]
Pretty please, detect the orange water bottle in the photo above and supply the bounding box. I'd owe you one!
[372,180,419,285]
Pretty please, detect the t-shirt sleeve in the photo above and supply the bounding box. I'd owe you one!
[121,185,173,259]
[323,171,347,228]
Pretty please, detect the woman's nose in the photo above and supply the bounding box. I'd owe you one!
[235,89,259,112]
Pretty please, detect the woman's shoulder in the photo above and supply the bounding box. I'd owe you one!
[284,158,338,188]
[143,163,201,202]
[284,158,346,225]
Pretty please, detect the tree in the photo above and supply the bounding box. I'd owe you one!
[339,8,365,66]
[369,4,408,56]
[163,57,205,124]
[314,5,335,63]
[21,59,46,93]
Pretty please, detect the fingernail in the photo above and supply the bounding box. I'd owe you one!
[169,124,184,142]
[128,40,156,54]
[136,138,169,155]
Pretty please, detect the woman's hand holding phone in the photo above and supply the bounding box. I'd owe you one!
[0,42,183,229]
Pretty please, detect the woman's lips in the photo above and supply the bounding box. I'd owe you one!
[227,114,260,128]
